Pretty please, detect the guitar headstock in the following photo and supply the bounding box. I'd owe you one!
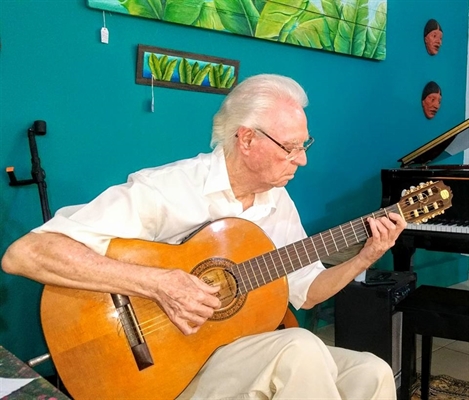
[399,181,453,224]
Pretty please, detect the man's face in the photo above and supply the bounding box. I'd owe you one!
[425,29,443,55]
[422,92,441,119]
[246,101,310,189]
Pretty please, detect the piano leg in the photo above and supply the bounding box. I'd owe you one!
[392,236,419,398]
[391,236,416,272]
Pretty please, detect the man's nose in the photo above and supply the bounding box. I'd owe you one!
[293,150,308,166]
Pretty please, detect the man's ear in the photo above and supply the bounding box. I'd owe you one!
[237,127,254,152]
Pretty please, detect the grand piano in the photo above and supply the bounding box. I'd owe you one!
[381,119,469,271]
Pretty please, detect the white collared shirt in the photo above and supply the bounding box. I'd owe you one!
[33,146,325,308]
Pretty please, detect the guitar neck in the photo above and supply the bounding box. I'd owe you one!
[232,204,400,295]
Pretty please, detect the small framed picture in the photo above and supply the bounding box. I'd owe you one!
[136,45,240,94]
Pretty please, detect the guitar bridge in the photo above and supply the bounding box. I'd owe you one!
[111,294,154,370]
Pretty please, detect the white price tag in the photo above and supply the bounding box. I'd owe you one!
[101,27,109,44]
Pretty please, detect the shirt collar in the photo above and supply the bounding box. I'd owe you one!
[203,145,232,196]
[203,145,278,212]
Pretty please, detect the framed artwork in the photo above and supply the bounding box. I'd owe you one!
[88,0,388,61]
[136,45,239,94]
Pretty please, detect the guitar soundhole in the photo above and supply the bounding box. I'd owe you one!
[192,258,247,321]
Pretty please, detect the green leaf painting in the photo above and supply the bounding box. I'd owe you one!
[89,0,386,60]
[136,45,239,94]
[146,52,235,88]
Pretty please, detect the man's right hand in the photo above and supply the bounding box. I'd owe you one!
[151,269,222,335]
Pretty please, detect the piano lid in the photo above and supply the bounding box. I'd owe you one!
[398,118,469,167]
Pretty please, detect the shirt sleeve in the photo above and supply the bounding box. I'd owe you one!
[32,180,160,255]
[287,262,325,309]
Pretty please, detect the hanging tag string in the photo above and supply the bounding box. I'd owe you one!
[101,11,109,43]
[151,75,155,112]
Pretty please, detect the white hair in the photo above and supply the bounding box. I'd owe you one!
[211,74,309,156]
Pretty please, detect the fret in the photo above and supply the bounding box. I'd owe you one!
[277,247,291,276]
[359,217,368,239]
[269,251,283,279]
[300,240,312,264]
[245,260,256,291]
[316,235,329,258]
[291,242,301,269]
[285,245,296,273]
[329,229,339,252]
[258,255,268,286]
[287,243,301,273]
[252,257,263,288]
[341,229,352,246]
[331,227,347,249]
[339,225,348,247]
[309,236,319,259]
[296,241,311,267]
[352,220,366,242]
[244,260,255,290]
[319,233,329,256]
[234,264,249,294]
[341,232,353,247]
[264,253,275,282]
[322,230,337,255]
[349,221,359,242]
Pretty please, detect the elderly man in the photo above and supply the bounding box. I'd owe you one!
[2,74,405,399]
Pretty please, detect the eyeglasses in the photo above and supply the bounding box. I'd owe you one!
[255,128,314,161]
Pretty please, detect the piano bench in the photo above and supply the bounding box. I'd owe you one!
[395,285,469,400]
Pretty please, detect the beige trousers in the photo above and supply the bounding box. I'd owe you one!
[178,328,396,400]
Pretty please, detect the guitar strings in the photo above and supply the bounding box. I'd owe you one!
[231,206,428,294]
[233,209,389,291]
[120,302,170,337]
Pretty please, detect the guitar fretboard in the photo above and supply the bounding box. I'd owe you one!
[232,204,400,295]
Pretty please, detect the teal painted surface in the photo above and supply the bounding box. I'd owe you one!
[0,0,468,375]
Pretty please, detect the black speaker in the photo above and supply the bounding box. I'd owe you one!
[334,270,416,388]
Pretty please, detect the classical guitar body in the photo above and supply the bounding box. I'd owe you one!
[40,218,289,400]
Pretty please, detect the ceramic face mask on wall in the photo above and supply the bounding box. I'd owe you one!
[421,81,442,119]
[424,19,443,56]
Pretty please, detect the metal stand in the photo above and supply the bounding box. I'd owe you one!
[6,120,52,222]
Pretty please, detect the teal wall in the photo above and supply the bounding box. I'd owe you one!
[1,0,468,376]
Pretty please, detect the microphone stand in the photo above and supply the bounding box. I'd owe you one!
[6,120,52,223]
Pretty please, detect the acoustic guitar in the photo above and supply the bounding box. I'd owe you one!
[40,181,452,399]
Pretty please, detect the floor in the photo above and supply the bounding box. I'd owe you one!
[315,280,469,382]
